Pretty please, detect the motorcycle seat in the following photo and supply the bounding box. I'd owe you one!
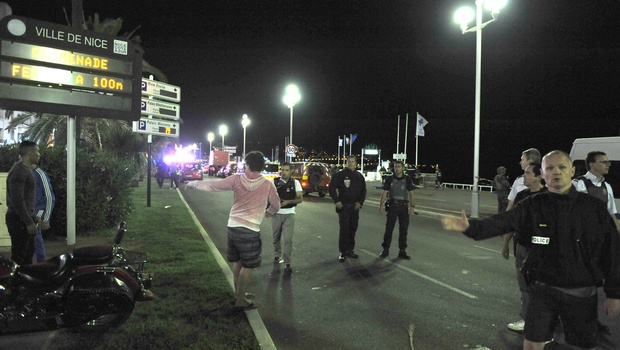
[71,245,114,265]
[17,253,71,287]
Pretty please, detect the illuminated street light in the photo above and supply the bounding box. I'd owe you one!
[219,124,228,149]
[241,114,251,159]
[207,132,214,151]
[283,84,301,161]
[454,0,506,218]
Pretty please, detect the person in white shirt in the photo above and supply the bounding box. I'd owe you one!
[572,151,618,218]
[572,150,620,337]
[271,162,303,274]
[506,148,541,211]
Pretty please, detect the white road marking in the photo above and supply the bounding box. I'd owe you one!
[359,248,478,299]
[473,244,502,255]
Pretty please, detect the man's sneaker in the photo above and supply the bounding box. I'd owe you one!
[284,264,293,274]
[379,249,389,258]
[346,251,359,259]
[338,253,346,262]
[398,250,411,260]
[274,256,282,264]
[507,319,525,332]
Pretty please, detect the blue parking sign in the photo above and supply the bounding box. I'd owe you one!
[138,120,147,131]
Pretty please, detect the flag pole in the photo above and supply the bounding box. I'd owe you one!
[415,112,419,169]
[396,115,400,154]
[404,113,409,164]
[337,137,340,167]
[349,133,352,156]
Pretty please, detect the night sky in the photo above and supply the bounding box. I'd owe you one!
[5,0,620,183]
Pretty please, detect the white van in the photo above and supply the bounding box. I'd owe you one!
[569,136,620,212]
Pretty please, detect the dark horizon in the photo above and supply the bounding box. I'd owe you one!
[4,0,620,184]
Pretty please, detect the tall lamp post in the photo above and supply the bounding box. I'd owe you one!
[241,114,250,159]
[219,124,228,150]
[283,84,301,161]
[207,132,214,151]
[454,0,506,218]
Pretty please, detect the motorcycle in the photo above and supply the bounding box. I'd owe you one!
[0,222,154,333]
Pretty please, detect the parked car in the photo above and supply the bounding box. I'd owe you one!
[261,162,280,180]
[180,162,203,183]
[290,161,330,197]
[218,162,245,178]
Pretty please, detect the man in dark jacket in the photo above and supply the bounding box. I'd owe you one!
[329,155,367,263]
[5,141,39,266]
[442,150,620,350]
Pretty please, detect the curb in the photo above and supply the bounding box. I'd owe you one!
[175,189,277,350]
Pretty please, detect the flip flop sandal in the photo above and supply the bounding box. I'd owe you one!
[235,301,259,310]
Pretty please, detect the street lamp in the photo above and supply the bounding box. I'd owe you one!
[454,0,506,218]
[219,124,228,149]
[207,132,214,151]
[241,114,250,159]
[283,84,301,161]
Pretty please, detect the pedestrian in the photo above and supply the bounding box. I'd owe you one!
[271,162,303,274]
[169,164,180,189]
[186,151,280,309]
[492,166,511,213]
[32,164,55,263]
[329,155,367,263]
[5,141,39,266]
[506,148,541,211]
[435,165,442,189]
[500,163,546,333]
[572,150,620,231]
[441,151,620,350]
[378,160,415,259]
[379,165,388,184]
[572,150,620,336]
[156,160,167,189]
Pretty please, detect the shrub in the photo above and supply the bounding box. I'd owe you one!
[0,145,138,236]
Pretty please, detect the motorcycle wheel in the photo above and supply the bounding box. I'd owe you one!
[64,312,132,333]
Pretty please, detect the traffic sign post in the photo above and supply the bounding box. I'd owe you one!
[141,79,181,102]
[132,117,180,138]
[286,144,298,156]
[140,98,180,120]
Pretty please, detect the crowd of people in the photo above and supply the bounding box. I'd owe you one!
[7,140,620,349]
[443,148,620,350]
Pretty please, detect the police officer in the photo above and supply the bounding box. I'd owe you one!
[379,160,415,259]
[329,155,367,262]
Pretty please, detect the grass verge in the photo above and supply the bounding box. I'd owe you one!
[50,181,260,350]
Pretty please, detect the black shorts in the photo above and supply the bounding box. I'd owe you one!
[227,226,262,268]
[525,283,597,348]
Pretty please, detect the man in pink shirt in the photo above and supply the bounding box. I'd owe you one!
[187,151,280,309]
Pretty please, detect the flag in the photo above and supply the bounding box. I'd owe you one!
[350,134,358,145]
[338,137,343,147]
[345,137,350,145]
[417,113,428,137]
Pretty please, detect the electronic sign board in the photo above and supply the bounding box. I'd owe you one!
[0,16,142,120]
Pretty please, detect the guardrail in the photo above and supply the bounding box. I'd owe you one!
[442,182,494,192]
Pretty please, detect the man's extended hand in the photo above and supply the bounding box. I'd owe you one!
[604,298,620,318]
[441,210,469,232]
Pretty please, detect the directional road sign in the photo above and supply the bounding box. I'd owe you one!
[141,78,181,102]
[140,98,180,120]
[132,117,180,138]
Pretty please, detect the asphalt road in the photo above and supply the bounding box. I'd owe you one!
[3,179,619,349]
[180,179,620,350]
